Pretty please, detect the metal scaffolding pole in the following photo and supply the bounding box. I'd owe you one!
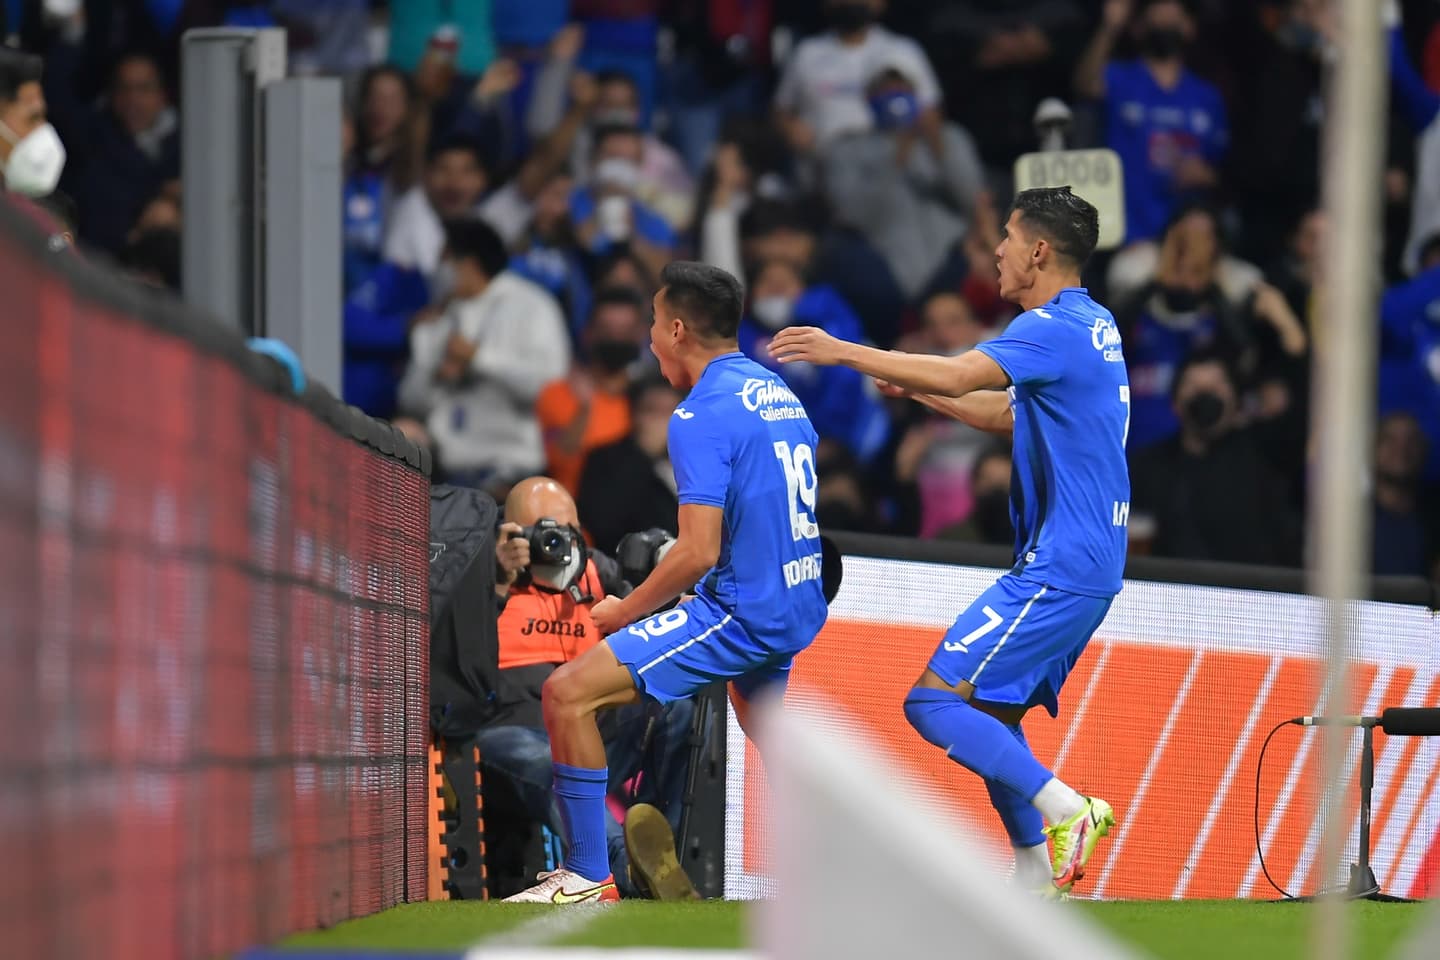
[1310,0,1387,957]
[180,28,286,334]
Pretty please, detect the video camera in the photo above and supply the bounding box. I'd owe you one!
[615,528,845,604]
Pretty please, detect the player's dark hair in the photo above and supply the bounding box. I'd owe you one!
[0,48,42,102]
[659,261,744,342]
[1009,186,1100,269]
[443,217,509,279]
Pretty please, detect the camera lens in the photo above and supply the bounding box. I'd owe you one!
[538,529,566,559]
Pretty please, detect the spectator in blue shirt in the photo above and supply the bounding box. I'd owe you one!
[1378,235,1440,483]
[736,257,890,465]
[569,123,677,281]
[508,171,593,343]
[1075,0,1228,244]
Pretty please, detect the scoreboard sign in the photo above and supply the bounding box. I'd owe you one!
[1013,148,1127,251]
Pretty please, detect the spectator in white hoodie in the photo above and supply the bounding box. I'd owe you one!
[398,218,571,496]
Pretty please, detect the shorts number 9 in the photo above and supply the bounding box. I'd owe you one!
[640,608,689,638]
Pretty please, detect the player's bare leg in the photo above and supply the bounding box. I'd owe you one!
[503,642,639,903]
[907,668,1115,894]
[544,641,641,766]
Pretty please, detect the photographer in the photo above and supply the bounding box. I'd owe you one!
[483,476,697,900]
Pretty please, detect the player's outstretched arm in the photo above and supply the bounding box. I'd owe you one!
[768,326,1008,398]
[591,504,722,636]
[916,391,1014,434]
[875,379,1013,434]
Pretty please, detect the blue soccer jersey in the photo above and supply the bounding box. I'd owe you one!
[975,288,1131,598]
[667,353,830,651]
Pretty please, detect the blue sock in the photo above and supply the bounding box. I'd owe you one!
[985,724,1047,848]
[903,688,1053,801]
[553,762,611,882]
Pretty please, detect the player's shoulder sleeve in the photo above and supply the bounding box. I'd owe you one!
[668,399,733,508]
[974,308,1068,387]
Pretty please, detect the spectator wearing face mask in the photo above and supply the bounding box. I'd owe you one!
[1075,0,1228,244]
[524,33,695,227]
[1117,206,1307,452]
[737,258,890,465]
[536,287,651,495]
[1129,352,1299,566]
[0,48,65,203]
[1371,413,1439,580]
[577,376,682,555]
[736,198,905,347]
[578,70,695,231]
[820,65,986,306]
[569,124,678,281]
[774,0,944,164]
[397,219,571,496]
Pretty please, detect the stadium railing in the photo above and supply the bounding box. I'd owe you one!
[0,198,432,959]
[724,531,1440,903]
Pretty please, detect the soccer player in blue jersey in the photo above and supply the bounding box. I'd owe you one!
[769,186,1126,897]
[505,261,830,904]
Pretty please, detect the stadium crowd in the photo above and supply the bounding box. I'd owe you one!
[3,0,1438,581]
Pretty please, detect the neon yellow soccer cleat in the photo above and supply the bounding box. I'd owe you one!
[1046,796,1116,894]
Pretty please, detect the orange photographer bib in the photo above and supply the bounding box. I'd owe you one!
[497,560,606,669]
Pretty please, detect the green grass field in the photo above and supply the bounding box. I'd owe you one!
[272,899,1431,959]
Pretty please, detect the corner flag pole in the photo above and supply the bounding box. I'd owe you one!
[1310,0,1387,957]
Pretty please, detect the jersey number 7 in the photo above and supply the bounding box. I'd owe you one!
[773,440,819,542]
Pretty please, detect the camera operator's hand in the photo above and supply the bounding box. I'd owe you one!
[590,595,627,636]
[495,522,529,595]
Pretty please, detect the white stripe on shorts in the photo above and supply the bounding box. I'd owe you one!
[967,586,1048,684]
[636,614,734,675]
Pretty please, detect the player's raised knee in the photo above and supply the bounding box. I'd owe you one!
[541,662,588,723]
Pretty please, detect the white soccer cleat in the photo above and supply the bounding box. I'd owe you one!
[501,868,620,904]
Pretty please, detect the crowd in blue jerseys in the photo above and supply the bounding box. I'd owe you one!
[13,0,1440,581]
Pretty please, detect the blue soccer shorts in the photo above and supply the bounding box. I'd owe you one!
[606,595,795,705]
[926,575,1113,717]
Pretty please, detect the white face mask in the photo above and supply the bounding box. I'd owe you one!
[593,157,640,194]
[0,121,66,197]
[751,295,794,331]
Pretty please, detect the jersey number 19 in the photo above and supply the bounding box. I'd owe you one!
[773,440,819,542]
